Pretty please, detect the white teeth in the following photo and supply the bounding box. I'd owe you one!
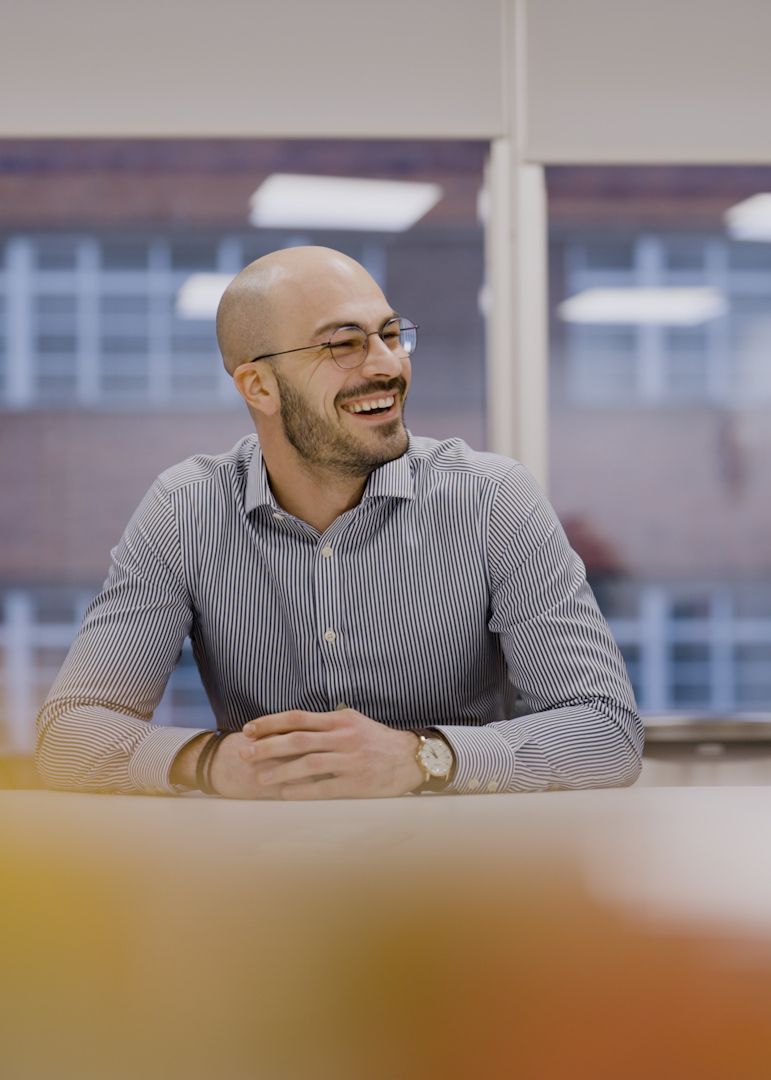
[344,395,395,414]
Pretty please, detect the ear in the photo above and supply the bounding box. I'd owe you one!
[232,362,280,418]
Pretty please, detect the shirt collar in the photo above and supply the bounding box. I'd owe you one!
[244,434,415,514]
[244,439,278,513]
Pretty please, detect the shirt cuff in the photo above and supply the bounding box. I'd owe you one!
[432,724,518,795]
[127,725,210,794]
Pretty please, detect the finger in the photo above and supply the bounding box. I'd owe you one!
[258,752,346,787]
[240,731,337,764]
[242,710,338,740]
[279,777,353,801]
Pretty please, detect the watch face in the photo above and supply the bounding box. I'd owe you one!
[419,737,453,778]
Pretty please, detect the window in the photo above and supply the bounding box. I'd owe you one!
[549,166,771,719]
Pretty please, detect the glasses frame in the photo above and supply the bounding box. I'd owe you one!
[249,316,419,370]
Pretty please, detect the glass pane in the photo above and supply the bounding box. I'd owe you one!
[100,295,149,317]
[31,590,81,624]
[663,237,705,273]
[35,295,78,317]
[548,165,771,718]
[170,240,219,271]
[35,238,78,270]
[101,240,149,270]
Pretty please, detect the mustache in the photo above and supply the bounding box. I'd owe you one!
[338,377,407,405]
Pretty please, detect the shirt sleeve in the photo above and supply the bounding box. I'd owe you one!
[434,464,644,795]
[35,479,208,795]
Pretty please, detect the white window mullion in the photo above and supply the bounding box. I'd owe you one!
[217,236,242,274]
[641,584,669,712]
[2,590,35,753]
[5,237,34,407]
[360,243,387,289]
[148,239,171,405]
[216,237,242,402]
[705,239,730,406]
[636,236,665,403]
[711,588,735,712]
[77,237,100,405]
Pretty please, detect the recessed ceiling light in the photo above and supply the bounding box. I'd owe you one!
[558,287,727,326]
[176,273,233,319]
[249,174,443,232]
[724,194,771,241]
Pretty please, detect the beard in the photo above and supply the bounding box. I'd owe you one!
[272,367,409,478]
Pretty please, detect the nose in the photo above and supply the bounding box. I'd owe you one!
[360,331,407,378]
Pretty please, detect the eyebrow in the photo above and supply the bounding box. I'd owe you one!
[311,312,400,340]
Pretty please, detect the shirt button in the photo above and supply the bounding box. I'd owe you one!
[321,546,334,558]
[323,629,337,643]
[468,778,480,791]
[486,780,499,793]
[335,702,349,710]
[272,512,285,521]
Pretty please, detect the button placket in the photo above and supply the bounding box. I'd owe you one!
[314,520,364,715]
[318,540,338,646]
[313,533,345,709]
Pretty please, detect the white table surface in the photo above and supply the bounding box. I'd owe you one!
[3,786,771,1079]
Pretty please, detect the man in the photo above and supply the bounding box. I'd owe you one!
[36,246,643,799]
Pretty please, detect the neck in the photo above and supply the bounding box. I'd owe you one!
[260,437,369,534]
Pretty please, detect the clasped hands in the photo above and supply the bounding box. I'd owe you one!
[208,707,424,800]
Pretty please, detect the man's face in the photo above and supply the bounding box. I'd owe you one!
[267,265,412,477]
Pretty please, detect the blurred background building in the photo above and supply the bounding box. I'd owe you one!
[1,0,769,778]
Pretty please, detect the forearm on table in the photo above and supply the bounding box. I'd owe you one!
[435,698,643,795]
[35,700,208,795]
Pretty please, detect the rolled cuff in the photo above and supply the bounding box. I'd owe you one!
[433,724,518,795]
[128,725,210,794]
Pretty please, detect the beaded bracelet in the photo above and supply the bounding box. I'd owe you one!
[195,730,227,795]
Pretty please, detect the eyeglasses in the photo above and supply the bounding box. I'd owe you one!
[250,316,419,371]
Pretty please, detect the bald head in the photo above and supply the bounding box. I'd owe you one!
[216,246,382,375]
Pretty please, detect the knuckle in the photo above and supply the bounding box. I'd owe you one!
[289,731,309,753]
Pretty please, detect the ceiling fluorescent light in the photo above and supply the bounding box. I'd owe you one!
[249,174,442,232]
[558,287,727,326]
[176,273,233,319]
[724,193,771,241]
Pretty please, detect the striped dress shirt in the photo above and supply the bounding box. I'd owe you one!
[36,433,643,796]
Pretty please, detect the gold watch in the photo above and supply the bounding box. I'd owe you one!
[413,730,455,793]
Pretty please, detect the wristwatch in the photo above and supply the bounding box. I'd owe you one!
[413,730,455,793]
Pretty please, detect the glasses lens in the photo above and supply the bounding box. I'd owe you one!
[328,319,418,368]
[329,325,367,369]
[393,317,417,356]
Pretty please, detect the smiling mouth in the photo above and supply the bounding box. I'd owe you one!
[340,394,398,421]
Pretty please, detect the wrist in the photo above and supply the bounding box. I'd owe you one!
[195,731,228,795]
[404,731,426,793]
[412,729,456,793]
[170,733,211,789]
